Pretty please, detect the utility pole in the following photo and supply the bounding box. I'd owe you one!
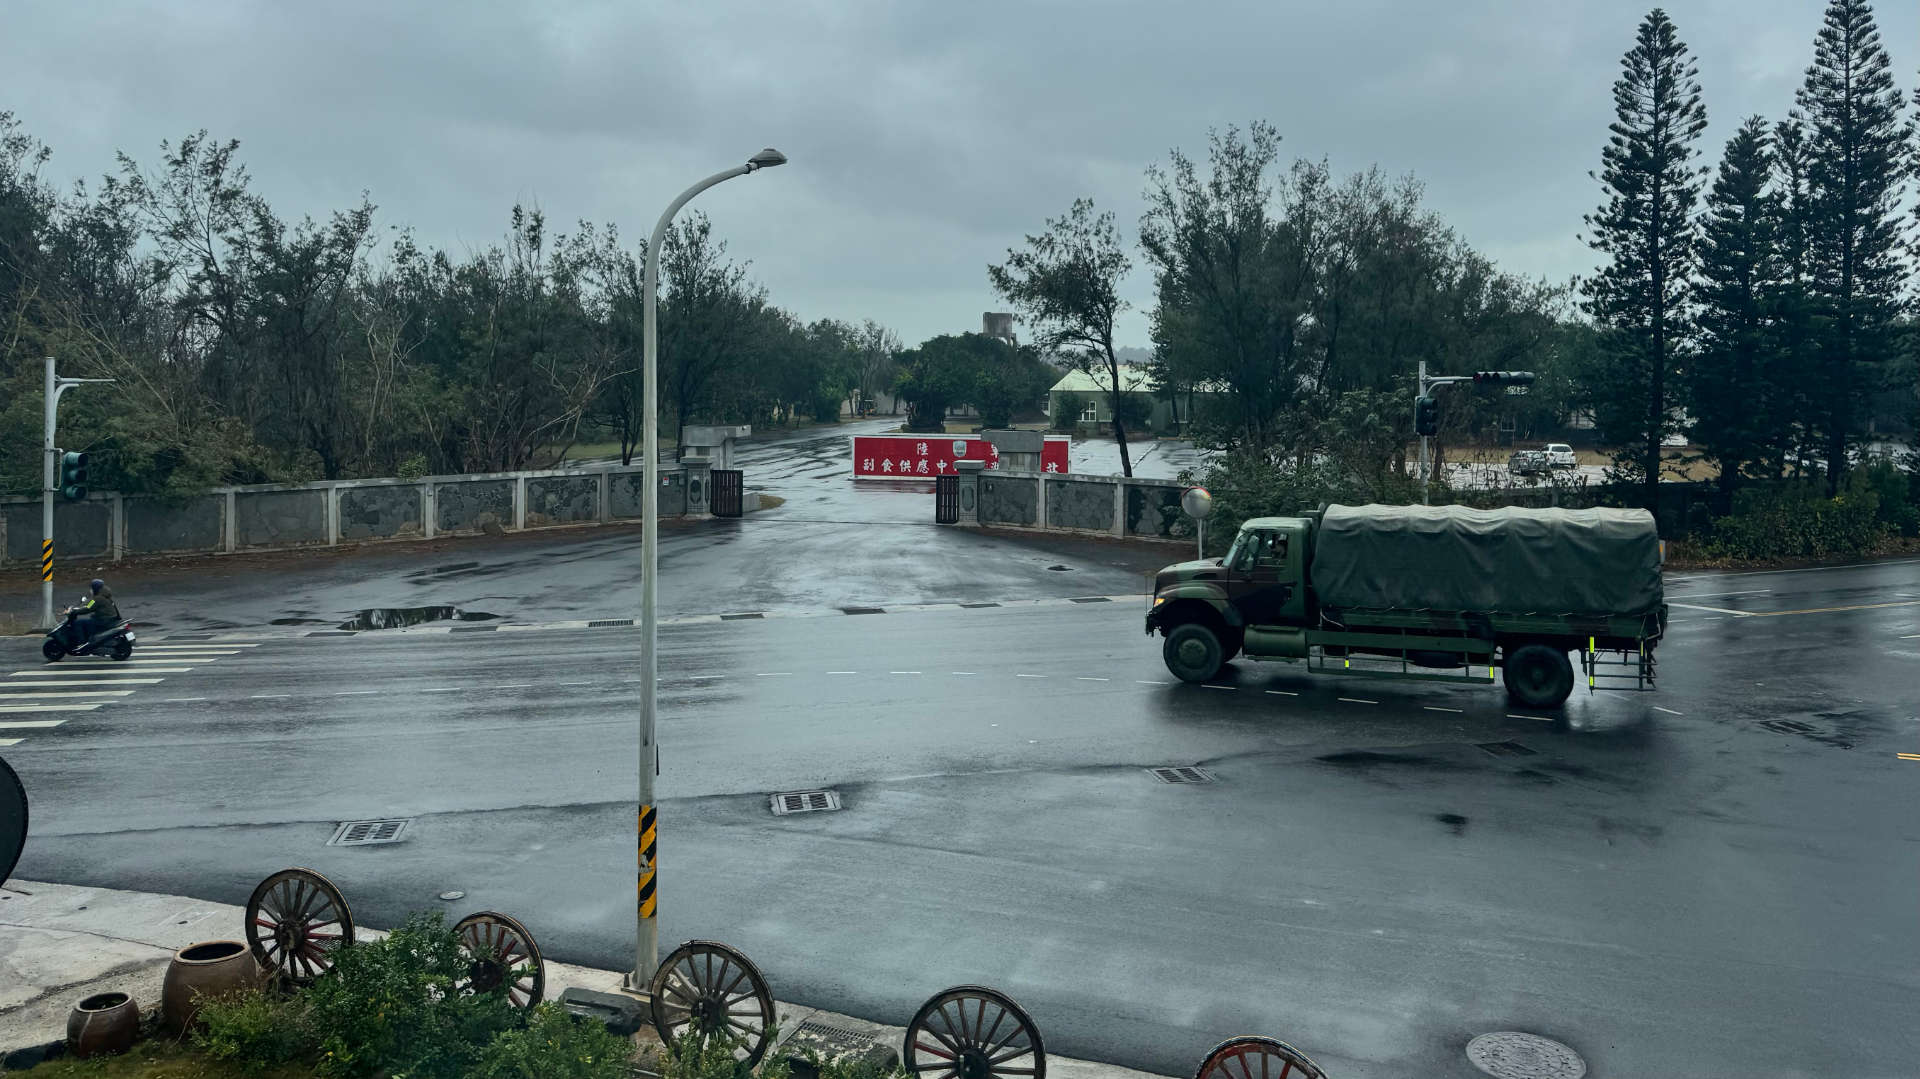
[1415,362,1535,505]
[41,357,112,628]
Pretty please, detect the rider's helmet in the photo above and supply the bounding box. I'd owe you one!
[89,579,104,594]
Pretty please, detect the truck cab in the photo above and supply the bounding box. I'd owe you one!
[1146,517,1314,678]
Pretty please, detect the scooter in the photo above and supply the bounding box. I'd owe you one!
[43,602,135,662]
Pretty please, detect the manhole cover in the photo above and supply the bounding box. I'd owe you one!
[1465,1032,1586,1079]
[770,790,842,815]
[1761,719,1816,734]
[328,818,411,846]
[1148,766,1215,784]
[588,619,635,628]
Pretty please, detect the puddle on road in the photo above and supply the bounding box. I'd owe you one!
[338,606,501,631]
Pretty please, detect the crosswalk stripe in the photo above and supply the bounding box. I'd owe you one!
[0,719,68,728]
[0,711,83,720]
[12,664,192,671]
[143,644,252,650]
[0,690,134,699]
[0,738,19,747]
[156,642,258,648]
[0,679,163,687]
[129,650,239,656]
[123,658,215,664]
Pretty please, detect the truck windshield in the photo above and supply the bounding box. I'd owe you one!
[1223,529,1252,567]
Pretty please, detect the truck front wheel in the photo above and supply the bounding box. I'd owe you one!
[1503,644,1574,708]
[1163,623,1225,684]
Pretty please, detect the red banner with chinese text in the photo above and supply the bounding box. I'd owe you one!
[851,435,1070,478]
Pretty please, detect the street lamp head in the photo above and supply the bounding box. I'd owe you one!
[746,148,788,172]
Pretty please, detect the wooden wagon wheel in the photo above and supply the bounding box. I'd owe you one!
[245,868,355,986]
[904,985,1045,1079]
[1194,1036,1327,1079]
[649,940,777,1067]
[453,911,544,1007]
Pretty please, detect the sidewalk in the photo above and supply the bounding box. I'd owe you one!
[0,879,1172,1079]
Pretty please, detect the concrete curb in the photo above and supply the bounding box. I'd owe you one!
[0,880,1174,1079]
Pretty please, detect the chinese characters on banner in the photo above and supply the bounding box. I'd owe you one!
[851,435,1070,478]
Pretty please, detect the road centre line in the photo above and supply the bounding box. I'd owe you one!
[1076,676,1110,682]
[1667,602,1755,616]
[756,672,791,677]
[1753,599,1920,617]
[1424,705,1464,713]
[1653,706,1685,716]
[1016,674,1046,679]
[951,672,978,676]
[1508,713,1555,722]
[1203,684,1235,690]
[250,694,289,699]
[890,671,921,675]
[1339,697,1378,705]
[1266,689,1298,696]
[1896,753,1920,761]
[335,690,379,695]
[827,671,857,675]
[1137,680,1170,686]
[1665,589,1772,600]
[422,688,459,693]
[162,697,207,703]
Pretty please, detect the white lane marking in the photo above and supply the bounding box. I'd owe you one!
[756,672,791,677]
[250,694,290,699]
[890,671,922,675]
[0,738,18,747]
[1339,697,1378,705]
[488,684,533,689]
[0,706,92,716]
[1265,689,1298,697]
[1016,674,1046,679]
[1653,706,1685,716]
[13,669,187,677]
[1901,635,1920,640]
[1076,676,1110,682]
[335,690,379,696]
[951,671,978,676]
[1424,706,1464,713]
[0,679,160,688]
[557,681,594,686]
[1668,602,1755,616]
[0,690,133,699]
[422,688,459,693]
[1137,680,1170,686]
[0,719,69,728]
[827,671,858,675]
[1508,713,1555,722]
[1203,684,1236,691]
[127,649,240,656]
[1666,589,1772,600]
[155,642,258,647]
[162,697,208,703]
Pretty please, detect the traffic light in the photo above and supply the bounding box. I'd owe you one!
[1471,370,1537,386]
[1414,395,1438,437]
[58,451,88,501]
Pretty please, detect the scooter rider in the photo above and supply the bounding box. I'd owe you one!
[71,578,121,644]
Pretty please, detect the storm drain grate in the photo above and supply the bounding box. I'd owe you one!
[1465,1031,1587,1078]
[1476,741,1538,758]
[588,619,635,628]
[840,607,886,615]
[960,602,1001,609]
[721,613,764,621]
[1761,719,1816,734]
[770,790,842,815]
[791,1018,881,1049]
[328,818,411,846]
[1149,766,1216,784]
[1070,596,1111,603]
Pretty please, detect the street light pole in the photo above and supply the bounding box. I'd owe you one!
[632,149,786,992]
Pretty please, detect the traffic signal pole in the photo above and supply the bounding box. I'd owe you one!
[1415,362,1535,506]
[40,356,112,629]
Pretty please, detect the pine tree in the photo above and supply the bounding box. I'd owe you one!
[1582,9,1708,515]
[1793,0,1913,492]
[1689,117,1779,494]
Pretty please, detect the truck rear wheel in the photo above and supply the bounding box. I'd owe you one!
[1503,644,1574,708]
[1163,623,1225,684]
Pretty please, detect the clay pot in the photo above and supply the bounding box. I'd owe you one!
[67,991,139,1058]
[161,940,262,1034]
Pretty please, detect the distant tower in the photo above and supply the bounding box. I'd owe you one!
[982,312,1017,347]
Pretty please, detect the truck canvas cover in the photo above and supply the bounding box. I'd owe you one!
[1311,503,1663,617]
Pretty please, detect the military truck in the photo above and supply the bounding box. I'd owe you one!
[1144,503,1666,707]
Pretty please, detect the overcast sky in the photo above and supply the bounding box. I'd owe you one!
[4,1,1915,347]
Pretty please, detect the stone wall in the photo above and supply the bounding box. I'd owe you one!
[126,496,223,554]
[979,474,1039,527]
[526,476,599,526]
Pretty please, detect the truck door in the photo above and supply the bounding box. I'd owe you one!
[1237,529,1300,626]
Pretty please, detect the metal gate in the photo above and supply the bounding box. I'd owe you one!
[935,474,959,524]
[712,469,744,518]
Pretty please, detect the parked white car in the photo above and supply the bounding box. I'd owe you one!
[1543,443,1577,469]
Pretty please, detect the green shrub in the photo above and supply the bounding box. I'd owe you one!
[654,1028,790,1079]
[1701,477,1886,561]
[1050,391,1085,432]
[397,453,430,479]
[471,1002,636,1079]
[302,912,520,1079]
[193,989,313,1071]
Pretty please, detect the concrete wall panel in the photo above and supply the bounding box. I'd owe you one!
[435,480,513,535]
[127,496,224,554]
[1048,479,1118,532]
[1126,483,1185,537]
[979,475,1038,527]
[338,485,422,541]
[237,489,330,548]
[526,476,598,526]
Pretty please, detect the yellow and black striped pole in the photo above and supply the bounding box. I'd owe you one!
[638,804,657,920]
[40,539,53,583]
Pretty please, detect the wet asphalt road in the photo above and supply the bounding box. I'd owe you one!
[5,555,1920,1077]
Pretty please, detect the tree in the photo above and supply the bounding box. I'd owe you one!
[988,198,1136,475]
[1580,8,1708,515]
[1689,117,1780,494]
[1793,0,1913,492]
[1768,119,1820,477]
[893,334,980,431]
[851,319,901,415]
